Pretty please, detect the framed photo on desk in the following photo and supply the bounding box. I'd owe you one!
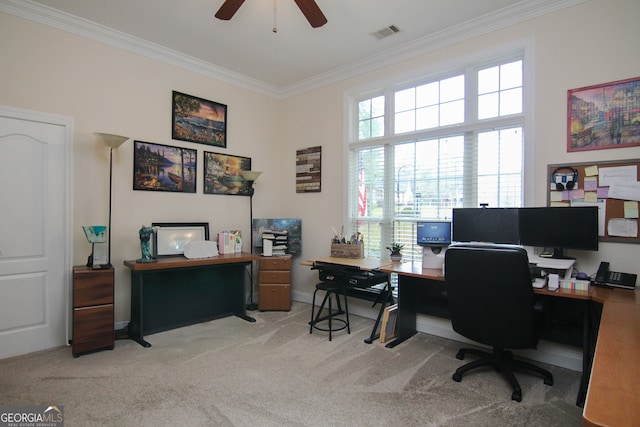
[152,222,210,257]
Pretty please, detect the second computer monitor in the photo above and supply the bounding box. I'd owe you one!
[417,221,452,247]
[452,208,520,245]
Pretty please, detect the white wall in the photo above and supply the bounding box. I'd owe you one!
[1,0,639,327]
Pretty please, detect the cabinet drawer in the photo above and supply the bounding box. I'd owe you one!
[258,284,291,311]
[259,257,291,270]
[72,304,114,355]
[259,270,290,284]
[73,269,114,307]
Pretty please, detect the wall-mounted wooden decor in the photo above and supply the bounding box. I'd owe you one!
[296,146,321,193]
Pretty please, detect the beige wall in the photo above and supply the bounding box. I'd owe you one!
[1,0,639,324]
[0,13,282,321]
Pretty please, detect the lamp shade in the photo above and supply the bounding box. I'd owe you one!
[94,132,129,149]
[241,170,263,182]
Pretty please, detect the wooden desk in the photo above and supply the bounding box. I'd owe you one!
[583,298,640,427]
[302,256,393,271]
[380,260,640,426]
[124,253,260,347]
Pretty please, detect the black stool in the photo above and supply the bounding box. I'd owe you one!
[309,281,350,341]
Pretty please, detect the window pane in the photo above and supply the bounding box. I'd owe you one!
[477,60,522,120]
[440,75,464,102]
[416,82,439,107]
[359,95,386,140]
[371,96,385,117]
[395,110,415,134]
[478,93,499,120]
[478,175,498,207]
[478,66,499,94]
[440,100,465,126]
[371,117,385,138]
[477,127,523,207]
[395,88,415,112]
[358,99,371,120]
[499,128,522,173]
[416,105,439,130]
[501,60,522,90]
[500,88,522,116]
[359,121,371,139]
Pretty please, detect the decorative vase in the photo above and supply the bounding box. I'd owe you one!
[390,254,402,262]
[137,225,158,263]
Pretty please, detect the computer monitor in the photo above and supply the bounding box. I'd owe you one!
[417,221,451,247]
[452,208,520,245]
[518,206,598,258]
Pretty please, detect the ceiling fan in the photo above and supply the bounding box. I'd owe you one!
[215,0,328,28]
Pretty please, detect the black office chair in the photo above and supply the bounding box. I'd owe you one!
[444,244,553,402]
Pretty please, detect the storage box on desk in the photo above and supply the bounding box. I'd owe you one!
[330,243,364,259]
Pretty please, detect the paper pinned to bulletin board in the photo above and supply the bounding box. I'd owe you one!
[547,160,640,243]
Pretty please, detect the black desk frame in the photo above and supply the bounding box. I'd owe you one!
[385,271,598,407]
[127,260,255,348]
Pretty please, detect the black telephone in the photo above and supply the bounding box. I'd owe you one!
[594,262,637,289]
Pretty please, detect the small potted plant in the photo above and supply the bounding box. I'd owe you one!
[386,243,404,262]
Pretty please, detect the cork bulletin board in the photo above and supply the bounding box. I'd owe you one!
[547,160,640,243]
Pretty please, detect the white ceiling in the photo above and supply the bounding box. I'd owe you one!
[5,0,583,97]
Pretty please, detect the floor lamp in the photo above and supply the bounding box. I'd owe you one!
[94,132,129,268]
[241,170,262,311]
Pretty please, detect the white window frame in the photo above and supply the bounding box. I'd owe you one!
[344,42,535,260]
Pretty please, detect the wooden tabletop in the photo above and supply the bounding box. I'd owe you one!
[583,301,640,427]
[302,256,394,271]
[124,252,260,271]
[380,260,445,281]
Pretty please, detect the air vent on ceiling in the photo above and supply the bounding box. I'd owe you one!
[372,25,400,40]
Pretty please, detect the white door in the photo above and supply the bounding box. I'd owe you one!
[0,106,71,359]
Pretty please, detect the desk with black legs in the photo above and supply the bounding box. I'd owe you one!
[380,260,640,426]
[303,257,395,344]
[124,253,260,348]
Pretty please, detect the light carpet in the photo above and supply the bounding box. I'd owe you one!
[0,302,583,426]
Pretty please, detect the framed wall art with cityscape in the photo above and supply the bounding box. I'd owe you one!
[568,76,640,152]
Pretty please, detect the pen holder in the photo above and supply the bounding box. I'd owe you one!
[330,243,364,259]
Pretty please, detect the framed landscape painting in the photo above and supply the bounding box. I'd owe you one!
[133,141,196,193]
[567,77,640,152]
[203,152,252,195]
[172,91,227,148]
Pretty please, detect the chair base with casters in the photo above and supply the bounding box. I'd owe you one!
[309,281,350,341]
[452,346,554,402]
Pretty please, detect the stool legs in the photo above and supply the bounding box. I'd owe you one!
[310,283,350,341]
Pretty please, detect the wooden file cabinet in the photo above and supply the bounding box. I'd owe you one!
[258,256,292,311]
[72,265,114,357]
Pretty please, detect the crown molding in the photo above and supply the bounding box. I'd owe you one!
[0,0,281,98]
[279,0,587,97]
[2,0,586,100]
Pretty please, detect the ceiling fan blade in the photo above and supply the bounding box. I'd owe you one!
[293,0,328,28]
[214,0,246,20]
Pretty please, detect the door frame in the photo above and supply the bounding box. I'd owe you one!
[0,104,74,345]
